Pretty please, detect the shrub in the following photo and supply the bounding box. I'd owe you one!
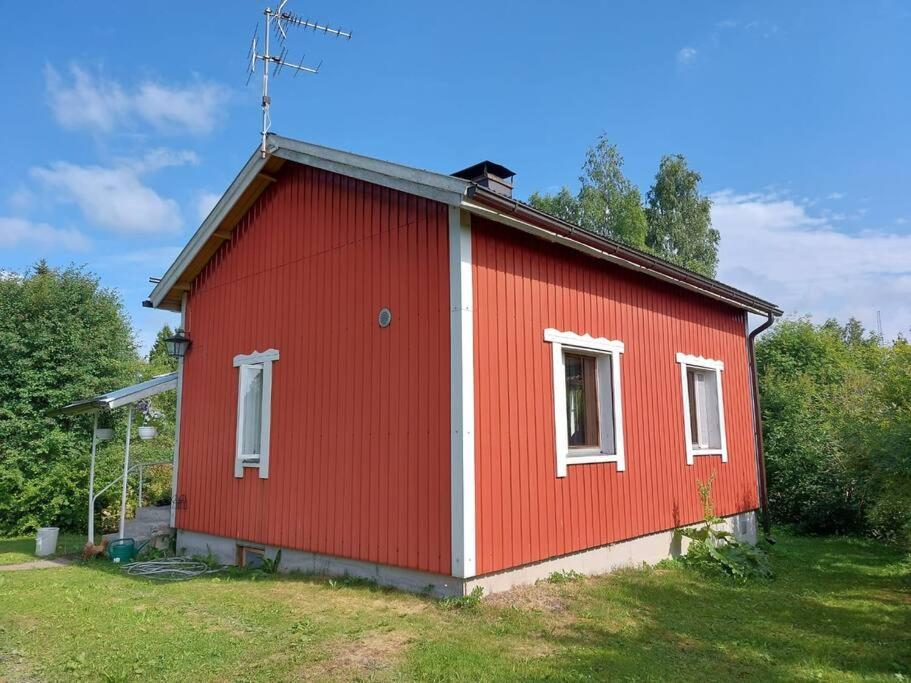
[757,317,911,545]
[680,472,773,580]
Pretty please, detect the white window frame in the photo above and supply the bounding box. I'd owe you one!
[544,329,626,478]
[233,348,279,479]
[676,352,727,465]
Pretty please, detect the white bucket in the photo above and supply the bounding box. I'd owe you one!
[35,527,59,557]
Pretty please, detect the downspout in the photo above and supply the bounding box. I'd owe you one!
[747,312,775,539]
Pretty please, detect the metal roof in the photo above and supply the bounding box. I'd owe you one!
[144,134,781,317]
[53,373,178,416]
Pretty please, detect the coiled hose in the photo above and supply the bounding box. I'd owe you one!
[121,556,223,581]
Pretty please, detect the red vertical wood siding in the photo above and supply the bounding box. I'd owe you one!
[472,217,759,574]
[176,165,451,575]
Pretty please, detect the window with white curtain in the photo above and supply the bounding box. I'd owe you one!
[676,353,727,465]
[233,349,279,479]
[544,329,626,478]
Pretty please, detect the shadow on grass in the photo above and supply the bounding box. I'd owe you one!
[0,533,85,565]
[75,551,426,599]
[543,534,911,680]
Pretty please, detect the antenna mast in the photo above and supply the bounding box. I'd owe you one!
[247,1,352,158]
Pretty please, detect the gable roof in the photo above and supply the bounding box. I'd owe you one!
[145,135,781,317]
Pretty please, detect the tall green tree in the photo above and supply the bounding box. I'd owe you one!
[645,154,718,277]
[148,324,178,373]
[0,262,139,533]
[757,316,911,544]
[528,134,648,249]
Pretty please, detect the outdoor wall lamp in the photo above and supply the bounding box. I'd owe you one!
[164,328,191,359]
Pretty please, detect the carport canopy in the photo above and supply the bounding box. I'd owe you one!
[55,373,177,416]
[54,373,178,543]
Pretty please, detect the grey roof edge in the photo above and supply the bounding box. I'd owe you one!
[271,135,470,200]
[147,135,470,308]
[148,148,268,308]
[53,373,178,416]
[462,187,782,317]
[145,134,779,318]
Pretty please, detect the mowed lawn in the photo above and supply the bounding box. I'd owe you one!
[0,533,908,681]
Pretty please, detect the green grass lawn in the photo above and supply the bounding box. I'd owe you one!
[0,532,908,681]
[0,532,84,566]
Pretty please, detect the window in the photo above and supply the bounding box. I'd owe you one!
[565,353,599,448]
[236,544,265,569]
[233,349,279,479]
[676,353,727,464]
[544,329,625,477]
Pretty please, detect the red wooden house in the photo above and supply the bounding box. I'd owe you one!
[145,136,780,595]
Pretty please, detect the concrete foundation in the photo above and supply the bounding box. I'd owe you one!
[176,510,757,597]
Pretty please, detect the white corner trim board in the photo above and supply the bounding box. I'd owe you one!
[676,352,728,465]
[544,328,626,478]
[233,348,280,479]
[449,207,476,579]
[169,293,187,528]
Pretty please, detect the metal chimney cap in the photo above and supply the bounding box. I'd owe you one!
[452,160,516,182]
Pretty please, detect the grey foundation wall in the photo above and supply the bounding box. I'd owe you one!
[176,510,757,598]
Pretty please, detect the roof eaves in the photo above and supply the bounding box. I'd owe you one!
[463,186,782,317]
[270,135,469,206]
[148,148,268,308]
[147,136,471,309]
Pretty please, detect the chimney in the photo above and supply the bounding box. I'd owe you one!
[452,160,516,198]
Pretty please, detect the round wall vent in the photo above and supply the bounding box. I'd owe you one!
[378,307,392,328]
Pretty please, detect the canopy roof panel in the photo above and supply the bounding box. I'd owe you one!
[54,373,178,416]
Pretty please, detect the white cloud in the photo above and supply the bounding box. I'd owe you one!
[30,149,196,235]
[113,246,181,266]
[713,190,911,339]
[127,148,199,174]
[8,187,36,212]
[45,64,229,135]
[195,191,221,222]
[827,192,845,200]
[0,217,89,251]
[677,47,698,66]
[0,268,23,281]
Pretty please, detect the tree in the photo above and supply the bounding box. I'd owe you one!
[757,316,911,544]
[148,325,178,373]
[528,134,648,249]
[645,155,718,277]
[0,263,139,533]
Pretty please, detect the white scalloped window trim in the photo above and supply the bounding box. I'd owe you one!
[233,348,280,479]
[675,352,724,372]
[676,352,727,465]
[544,329,626,478]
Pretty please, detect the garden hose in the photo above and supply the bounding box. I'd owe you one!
[121,556,223,581]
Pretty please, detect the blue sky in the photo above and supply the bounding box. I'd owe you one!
[1,1,910,350]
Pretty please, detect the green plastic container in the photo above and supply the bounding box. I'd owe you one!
[108,538,136,564]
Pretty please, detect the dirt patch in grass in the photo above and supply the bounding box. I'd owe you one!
[485,581,575,615]
[303,629,412,681]
[506,636,559,660]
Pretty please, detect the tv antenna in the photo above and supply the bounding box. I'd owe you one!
[247,1,352,158]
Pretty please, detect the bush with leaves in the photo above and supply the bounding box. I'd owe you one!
[0,263,140,534]
[0,263,182,535]
[757,317,911,545]
[680,472,773,580]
